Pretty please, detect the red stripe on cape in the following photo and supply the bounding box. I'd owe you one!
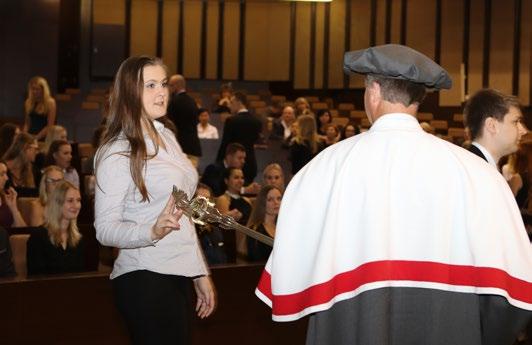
[257,260,532,317]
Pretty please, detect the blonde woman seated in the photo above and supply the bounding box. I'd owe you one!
[0,161,27,228]
[262,163,285,191]
[26,165,64,227]
[246,185,282,262]
[26,180,85,275]
[216,168,252,261]
[3,133,39,191]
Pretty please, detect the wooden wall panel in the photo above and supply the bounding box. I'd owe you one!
[328,0,346,89]
[390,0,402,43]
[406,0,435,60]
[294,3,311,89]
[266,2,290,81]
[489,0,514,94]
[244,2,271,81]
[223,2,240,80]
[468,0,484,96]
[183,1,202,79]
[439,0,464,106]
[93,0,124,25]
[162,0,179,74]
[130,1,157,57]
[519,0,531,105]
[205,1,219,80]
[349,0,371,88]
[375,0,387,45]
[314,3,325,89]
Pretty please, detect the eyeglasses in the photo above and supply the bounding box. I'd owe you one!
[45,177,63,184]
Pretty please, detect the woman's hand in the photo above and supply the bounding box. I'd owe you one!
[193,276,216,318]
[4,187,18,211]
[151,194,184,242]
[227,208,242,221]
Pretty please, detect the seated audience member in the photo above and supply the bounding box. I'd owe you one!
[28,165,65,227]
[3,133,39,192]
[271,105,296,144]
[23,76,56,141]
[26,181,85,275]
[195,183,227,265]
[289,115,323,175]
[340,121,360,140]
[502,149,528,204]
[247,185,282,262]
[0,226,15,277]
[34,125,68,182]
[201,143,261,197]
[294,97,312,117]
[322,124,340,147]
[0,161,27,228]
[216,168,253,261]
[262,163,285,191]
[213,83,233,114]
[0,123,20,158]
[45,140,79,188]
[197,108,219,139]
[316,109,333,136]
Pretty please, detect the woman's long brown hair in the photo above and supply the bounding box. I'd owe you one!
[95,55,174,202]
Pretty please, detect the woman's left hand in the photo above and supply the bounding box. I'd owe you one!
[193,276,216,318]
[4,187,18,210]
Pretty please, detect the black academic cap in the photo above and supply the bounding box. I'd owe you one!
[344,44,452,90]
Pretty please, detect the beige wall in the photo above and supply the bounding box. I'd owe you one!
[92,0,532,106]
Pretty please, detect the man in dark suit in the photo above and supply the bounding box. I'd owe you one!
[216,92,262,184]
[270,105,296,146]
[464,89,527,167]
[201,143,260,197]
[167,74,202,167]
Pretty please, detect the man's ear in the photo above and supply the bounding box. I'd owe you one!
[367,82,381,105]
[483,117,498,136]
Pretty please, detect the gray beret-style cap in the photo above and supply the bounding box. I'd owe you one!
[344,44,452,90]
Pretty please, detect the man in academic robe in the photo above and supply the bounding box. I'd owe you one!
[464,88,527,167]
[255,44,532,345]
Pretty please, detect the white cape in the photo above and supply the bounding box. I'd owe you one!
[256,113,532,322]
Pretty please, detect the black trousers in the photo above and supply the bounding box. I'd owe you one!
[113,270,193,345]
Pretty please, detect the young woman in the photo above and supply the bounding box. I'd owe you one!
[289,115,323,175]
[323,124,340,147]
[26,165,65,227]
[0,161,26,228]
[26,181,84,275]
[2,133,38,190]
[0,123,20,158]
[340,122,360,140]
[294,97,312,117]
[94,55,214,344]
[262,163,285,191]
[45,140,79,188]
[195,183,227,265]
[34,125,68,182]
[316,109,333,136]
[216,167,253,261]
[23,76,56,141]
[247,185,282,262]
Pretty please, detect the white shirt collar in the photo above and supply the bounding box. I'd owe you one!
[471,142,498,168]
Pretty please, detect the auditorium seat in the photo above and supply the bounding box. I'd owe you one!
[311,102,328,110]
[9,234,30,277]
[418,112,434,121]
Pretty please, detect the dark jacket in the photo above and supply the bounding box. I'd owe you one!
[167,91,202,157]
[216,111,262,184]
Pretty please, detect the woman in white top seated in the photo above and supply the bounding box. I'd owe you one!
[94,55,215,345]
